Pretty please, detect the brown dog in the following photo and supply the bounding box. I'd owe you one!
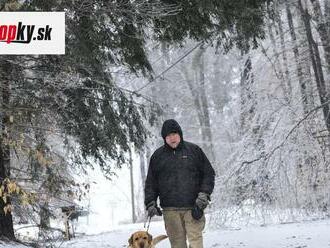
[128,231,168,248]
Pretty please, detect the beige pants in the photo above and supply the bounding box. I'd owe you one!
[163,209,206,248]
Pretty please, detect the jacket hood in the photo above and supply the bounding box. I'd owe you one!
[161,119,183,140]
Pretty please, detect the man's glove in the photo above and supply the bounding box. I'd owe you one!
[195,192,209,210]
[191,205,204,220]
[146,201,162,217]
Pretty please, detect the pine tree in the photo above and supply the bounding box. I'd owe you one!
[0,0,274,240]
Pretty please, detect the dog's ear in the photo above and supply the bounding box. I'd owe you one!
[128,234,133,246]
[147,233,153,244]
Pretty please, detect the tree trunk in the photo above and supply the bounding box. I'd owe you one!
[299,0,330,133]
[240,56,255,132]
[129,148,136,223]
[139,150,146,189]
[210,55,230,114]
[296,3,315,110]
[34,130,51,238]
[180,45,215,162]
[180,60,204,128]
[266,5,288,101]
[193,46,215,162]
[0,61,15,240]
[39,202,50,230]
[276,4,292,101]
[325,1,330,41]
[309,0,330,74]
[38,188,51,239]
[286,2,308,113]
[160,42,175,119]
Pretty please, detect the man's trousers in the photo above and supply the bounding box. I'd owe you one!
[163,209,206,248]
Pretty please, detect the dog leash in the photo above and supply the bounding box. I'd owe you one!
[144,216,151,232]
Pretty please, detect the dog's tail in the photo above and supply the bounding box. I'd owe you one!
[153,235,168,245]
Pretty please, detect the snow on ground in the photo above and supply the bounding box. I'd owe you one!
[57,218,330,248]
[1,218,330,247]
[0,241,30,248]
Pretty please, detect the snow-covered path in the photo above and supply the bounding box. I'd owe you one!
[58,218,330,248]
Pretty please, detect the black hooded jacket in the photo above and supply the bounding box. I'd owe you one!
[144,119,215,208]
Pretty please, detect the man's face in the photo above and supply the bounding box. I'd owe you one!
[165,132,181,149]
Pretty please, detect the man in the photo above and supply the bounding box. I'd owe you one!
[144,119,215,248]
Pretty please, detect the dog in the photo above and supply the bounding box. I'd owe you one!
[128,231,168,248]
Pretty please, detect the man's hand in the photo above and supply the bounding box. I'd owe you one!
[146,201,162,217]
[195,192,209,210]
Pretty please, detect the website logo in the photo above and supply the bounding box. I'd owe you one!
[0,12,65,54]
